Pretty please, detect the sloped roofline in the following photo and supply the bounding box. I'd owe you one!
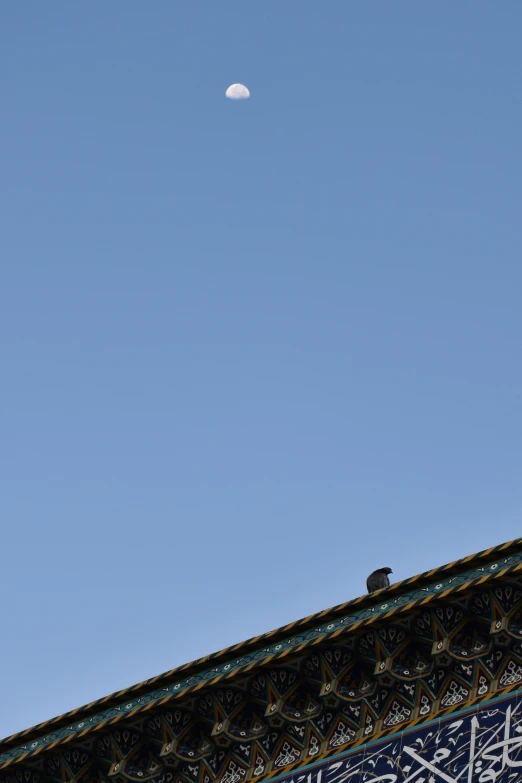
[1,536,521,756]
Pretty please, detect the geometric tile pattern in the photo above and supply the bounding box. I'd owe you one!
[240,690,522,783]
[3,539,522,783]
[3,580,522,783]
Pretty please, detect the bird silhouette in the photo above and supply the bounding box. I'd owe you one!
[366,567,393,594]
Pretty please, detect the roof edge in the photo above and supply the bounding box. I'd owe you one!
[2,536,520,750]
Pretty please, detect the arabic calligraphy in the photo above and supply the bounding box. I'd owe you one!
[277,693,522,783]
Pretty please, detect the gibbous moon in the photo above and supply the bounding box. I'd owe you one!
[225,83,250,100]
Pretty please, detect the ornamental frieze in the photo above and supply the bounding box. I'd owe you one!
[3,540,522,783]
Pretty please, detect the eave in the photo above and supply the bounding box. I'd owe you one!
[1,536,522,771]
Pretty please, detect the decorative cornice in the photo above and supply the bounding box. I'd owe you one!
[249,688,522,783]
[2,537,522,771]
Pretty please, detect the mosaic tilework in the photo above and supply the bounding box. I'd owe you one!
[266,690,522,783]
[0,543,522,769]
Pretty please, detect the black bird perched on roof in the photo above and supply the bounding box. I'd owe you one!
[367,567,393,594]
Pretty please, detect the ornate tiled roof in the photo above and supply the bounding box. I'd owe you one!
[2,537,522,782]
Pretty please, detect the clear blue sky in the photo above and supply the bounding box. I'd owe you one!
[1,2,521,738]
